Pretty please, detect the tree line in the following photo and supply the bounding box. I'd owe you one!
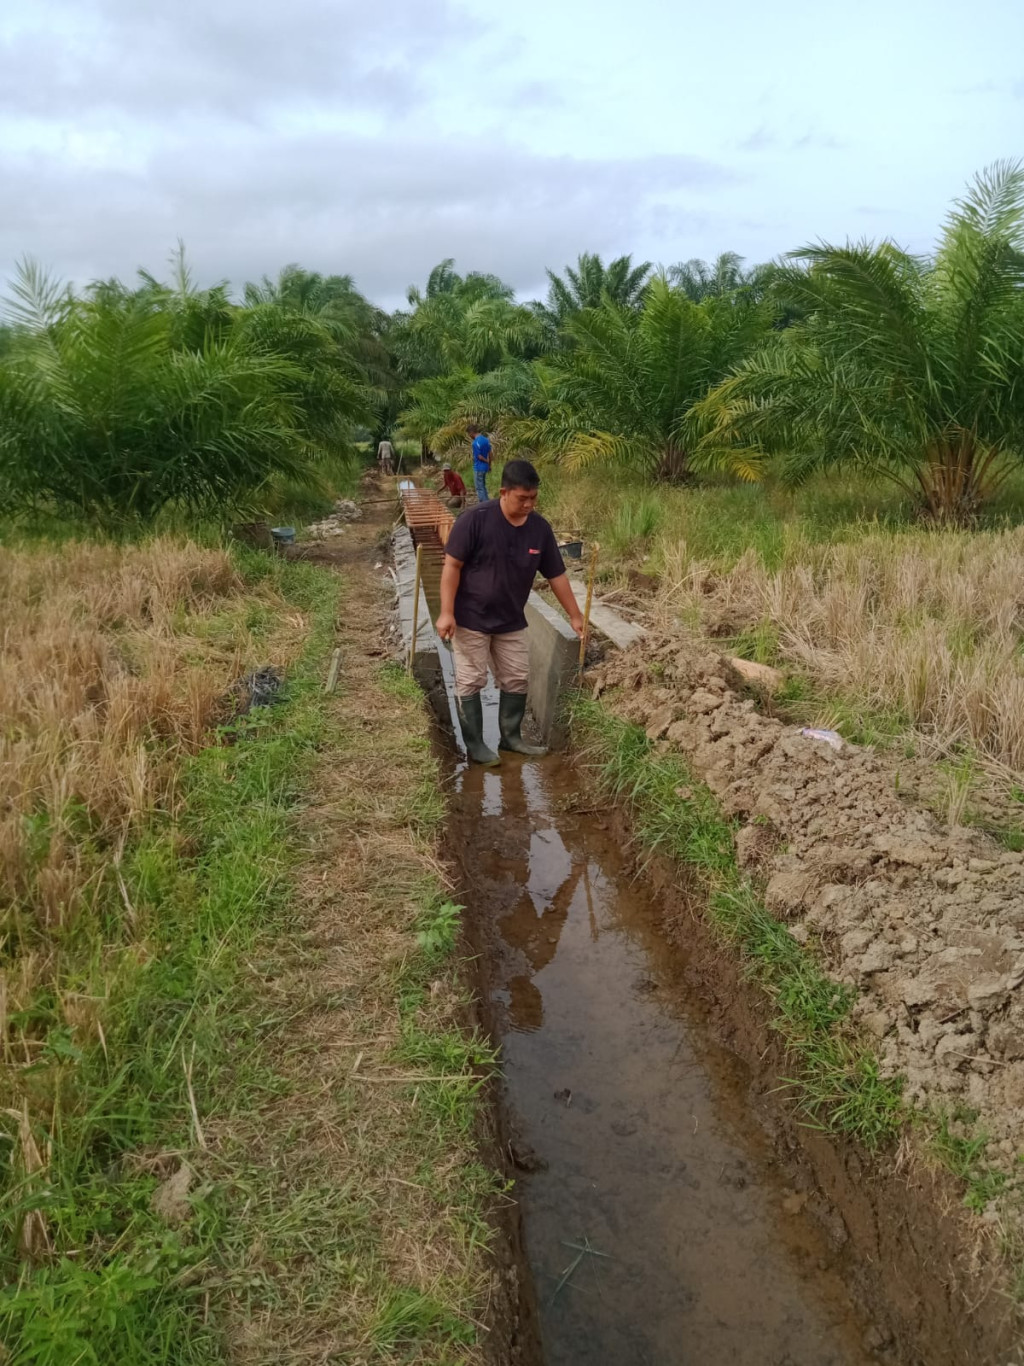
[2,162,1022,525]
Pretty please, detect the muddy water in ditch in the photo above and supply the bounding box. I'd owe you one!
[450,749,881,1366]
[411,533,877,1363]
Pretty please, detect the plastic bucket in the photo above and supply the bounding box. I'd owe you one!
[271,526,296,548]
[559,540,583,560]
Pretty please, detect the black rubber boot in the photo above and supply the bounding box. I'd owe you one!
[498,691,547,756]
[456,692,500,765]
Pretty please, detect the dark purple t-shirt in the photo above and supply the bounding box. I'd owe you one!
[445,501,565,635]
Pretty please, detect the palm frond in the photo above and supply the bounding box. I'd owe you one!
[5,259,73,331]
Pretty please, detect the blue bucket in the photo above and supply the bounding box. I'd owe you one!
[271,526,296,546]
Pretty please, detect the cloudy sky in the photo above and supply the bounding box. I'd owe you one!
[1,0,1021,306]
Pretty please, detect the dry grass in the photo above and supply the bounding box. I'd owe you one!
[0,539,298,942]
[655,525,1024,777]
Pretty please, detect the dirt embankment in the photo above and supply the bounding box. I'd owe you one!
[591,633,1024,1232]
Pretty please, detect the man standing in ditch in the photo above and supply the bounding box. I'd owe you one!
[436,459,584,764]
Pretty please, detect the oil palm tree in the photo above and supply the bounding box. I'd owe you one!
[393,262,543,447]
[0,261,372,522]
[244,264,381,343]
[516,275,770,481]
[668,252,770,302]
[401,261,541,374]
[532,253,652,336]
[406,258,515,309]
[398,360,539,455]
[694,162,1024,521]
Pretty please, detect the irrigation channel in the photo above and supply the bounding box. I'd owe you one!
[400,492,884,1365]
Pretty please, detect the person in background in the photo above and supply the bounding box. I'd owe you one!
[438,462,467,509]
[467,423,491,502]
[436,459,584,764]
[376,437,395,475]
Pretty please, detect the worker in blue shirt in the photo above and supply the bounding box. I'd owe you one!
[468,424,492,502]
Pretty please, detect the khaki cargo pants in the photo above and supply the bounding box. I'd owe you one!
[452,626,529,697]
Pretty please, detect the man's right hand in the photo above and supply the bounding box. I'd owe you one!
[436,611,456,641]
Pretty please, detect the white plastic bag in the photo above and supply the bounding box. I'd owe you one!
[800,727,844,751]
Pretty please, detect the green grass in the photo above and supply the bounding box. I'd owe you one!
[541,465,919,570]
[571,695,905,1148]
[603,493,663,558]
[539,462,1024,573]
[0,455,368,550]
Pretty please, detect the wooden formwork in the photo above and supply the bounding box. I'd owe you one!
[400,487,455,549]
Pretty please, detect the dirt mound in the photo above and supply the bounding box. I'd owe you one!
[591,633,1024,1192]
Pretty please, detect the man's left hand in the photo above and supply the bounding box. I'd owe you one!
[569,613,585,639]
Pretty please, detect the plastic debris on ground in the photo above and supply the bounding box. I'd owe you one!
[800,727,845,751]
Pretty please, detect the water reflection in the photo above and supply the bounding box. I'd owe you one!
[500,825,582,1033]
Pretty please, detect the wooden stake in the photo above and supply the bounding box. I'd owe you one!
[408,542,423,672]
[578,542,599,670]
[324,647,341,694]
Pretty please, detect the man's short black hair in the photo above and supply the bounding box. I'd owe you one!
[500,459,540,491]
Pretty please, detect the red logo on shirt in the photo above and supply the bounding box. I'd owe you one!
[528,548,540,554]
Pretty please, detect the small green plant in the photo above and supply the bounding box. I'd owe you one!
[415,899,462,958]
[371,1287,476,1352]
[0,1249,212,1366]
[730,618,781,666]
[933,1112,1011,1213]
[606,494,663,556]
[789,1045,905,1148]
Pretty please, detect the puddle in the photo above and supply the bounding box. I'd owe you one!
[450,750,880,1366]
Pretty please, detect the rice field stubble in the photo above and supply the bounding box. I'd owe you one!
[0,526,498,1363]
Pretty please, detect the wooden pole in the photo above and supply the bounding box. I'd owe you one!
[408,543,423,672]
[578,542,599,671]
[324,647,342,694]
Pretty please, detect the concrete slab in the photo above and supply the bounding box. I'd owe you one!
[567,578,647,649]
[392,528,443,701]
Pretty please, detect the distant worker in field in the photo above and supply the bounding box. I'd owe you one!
[436,459,584,764]
[467,423,491,502]
[376,437,395,475]
[439,462,467,509]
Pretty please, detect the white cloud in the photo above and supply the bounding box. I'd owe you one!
[2,0,1015,305]
[0,130,736,303]
[0,0,740,303]
[0,0,472,119]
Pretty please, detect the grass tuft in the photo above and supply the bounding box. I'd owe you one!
[931,1110,1012,1215]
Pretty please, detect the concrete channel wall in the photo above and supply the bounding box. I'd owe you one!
[392,526,443,700]
[523,593,580,743]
